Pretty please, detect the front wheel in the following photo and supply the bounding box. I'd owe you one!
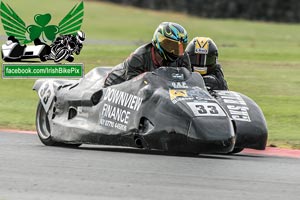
[55,49,68,62]
[228,147,244,154]
[36,101,81,147]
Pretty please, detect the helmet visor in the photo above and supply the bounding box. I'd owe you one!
[160,37,187,57]
[189,54,207,67]
[190,54,216,67]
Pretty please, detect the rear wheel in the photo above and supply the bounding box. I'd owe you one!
[36,101,81,147]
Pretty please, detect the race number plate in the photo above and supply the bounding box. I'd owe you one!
[187,102,226,117]
[38,81,55,112]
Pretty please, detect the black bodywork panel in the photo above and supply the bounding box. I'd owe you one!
[33,67,267,153]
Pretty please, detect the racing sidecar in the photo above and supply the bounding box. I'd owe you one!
[33,67,268,154]
[1,36,49,62]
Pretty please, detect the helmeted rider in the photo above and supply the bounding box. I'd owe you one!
[104,22,192,87]
[185,37,228,90]
[49,30,85,62]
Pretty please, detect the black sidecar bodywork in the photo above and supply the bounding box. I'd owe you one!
[33,67,267,154]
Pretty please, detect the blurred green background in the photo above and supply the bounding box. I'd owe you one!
[0,0,299,148]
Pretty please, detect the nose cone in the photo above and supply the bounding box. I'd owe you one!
[187,117,235,153]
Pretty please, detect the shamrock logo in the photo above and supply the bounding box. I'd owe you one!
[0,1,84,44]
[26,14,59,42]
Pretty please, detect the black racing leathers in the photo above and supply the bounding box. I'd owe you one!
[202,64,228,90]
[104,43,192,87]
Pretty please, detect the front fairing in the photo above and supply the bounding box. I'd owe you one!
[138,68,235,152]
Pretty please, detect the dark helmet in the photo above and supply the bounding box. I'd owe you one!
[185,37,218,75]
[152,22,188,62]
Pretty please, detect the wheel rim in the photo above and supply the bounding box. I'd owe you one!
[54,48,68,62]
[37,103,51,139]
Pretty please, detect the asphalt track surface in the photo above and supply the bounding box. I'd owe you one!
[1,131,300,200]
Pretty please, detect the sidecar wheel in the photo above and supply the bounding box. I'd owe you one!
[36,101,57,146]
[36,102,81,147]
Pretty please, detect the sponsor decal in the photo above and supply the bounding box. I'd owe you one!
[170,87,211,104]
[195,37,209,54]
[172,81,188,89]
[171,96,194,104]
[187,87,211,99]
[218,91,251,122]
[169,89,187,100]
[99,88,143,131]
[187,102,226,117]
[103,88,143,111]
[171,73,184,80]
[195,48,208,54]
[38,80,55,112]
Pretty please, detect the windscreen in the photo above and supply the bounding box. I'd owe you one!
[152,67,192,81]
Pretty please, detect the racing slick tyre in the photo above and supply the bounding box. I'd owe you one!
[53,47,68,62]
[66,55,74,62]
[228,147,244,154]
[36,101,81,147]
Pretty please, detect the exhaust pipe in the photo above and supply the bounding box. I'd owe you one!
[134,136,144,148]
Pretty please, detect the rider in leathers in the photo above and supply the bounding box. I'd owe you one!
[185,37,228,90]
[104,22,191,87]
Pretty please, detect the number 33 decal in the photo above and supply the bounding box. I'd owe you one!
[187,102,226,117]
[38,81,55,112]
